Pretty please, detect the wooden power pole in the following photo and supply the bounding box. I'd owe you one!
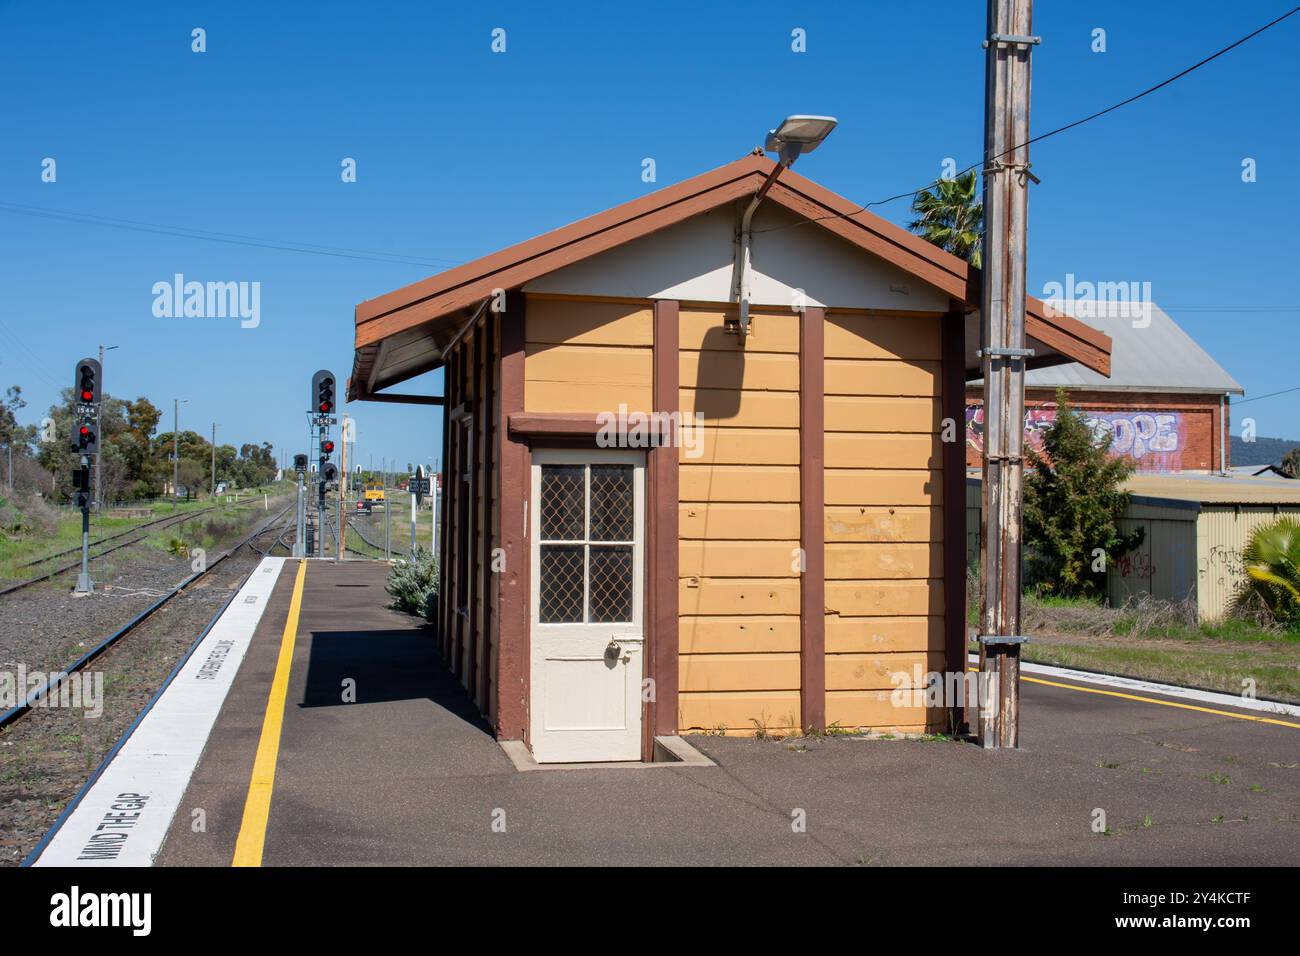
[978,0,1037,749]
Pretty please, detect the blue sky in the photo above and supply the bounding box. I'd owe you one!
[2,0,1297,471]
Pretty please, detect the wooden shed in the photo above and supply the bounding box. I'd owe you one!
[349,152,1111,762]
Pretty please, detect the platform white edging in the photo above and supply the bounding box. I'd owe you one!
[32,556,287,866]
[970,653,1300,718]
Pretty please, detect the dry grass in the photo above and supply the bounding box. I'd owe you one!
[965,565,1300,702]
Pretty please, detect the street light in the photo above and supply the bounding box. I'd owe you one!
[734,114,838,335]
[763,115,838,162]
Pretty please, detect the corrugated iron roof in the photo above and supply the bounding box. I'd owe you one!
[1125,472,1300,506]
[1017,302,1243,395]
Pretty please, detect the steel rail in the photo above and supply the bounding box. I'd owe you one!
[0,504,292,729]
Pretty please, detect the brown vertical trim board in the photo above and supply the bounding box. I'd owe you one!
[458,335,477,682]
[478,315,496,712]
[649,299,680,746]
[442,344,460,664]
[799,306,826,732]
[942,304,969,729]
[463,329,477,691]
[496,292,530,742]
[439,345,454,660]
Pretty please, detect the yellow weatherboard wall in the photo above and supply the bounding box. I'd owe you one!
[676,306,803,735]
[521,295,951,736]
[823,311,946,734]
[524,296,653,413]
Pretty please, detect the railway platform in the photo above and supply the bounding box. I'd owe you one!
[25,557,1300,868]
[28,557,505,866]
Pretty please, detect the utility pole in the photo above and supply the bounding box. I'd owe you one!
[211,422,219,498]
[172,398,187,510]
[95,344,117,510]
[977,0,1037,749]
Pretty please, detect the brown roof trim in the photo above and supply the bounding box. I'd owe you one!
[355,152,1111,376]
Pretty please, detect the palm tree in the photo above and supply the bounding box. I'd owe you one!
[908,170,983,268]
[1240,517,1300,626]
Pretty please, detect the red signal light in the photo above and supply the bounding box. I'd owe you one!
[80,425,90,436]
[81,390,93,401]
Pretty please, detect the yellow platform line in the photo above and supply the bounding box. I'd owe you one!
[967,665,1300,730]
[232,559,307,866]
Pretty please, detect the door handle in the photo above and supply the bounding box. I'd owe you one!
[605,638,634,664]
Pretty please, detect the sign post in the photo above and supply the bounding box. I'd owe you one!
[411,465,424,552]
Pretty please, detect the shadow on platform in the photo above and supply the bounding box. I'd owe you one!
[298,625,490,735]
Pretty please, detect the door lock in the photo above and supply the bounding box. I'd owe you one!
[605,639,630,664]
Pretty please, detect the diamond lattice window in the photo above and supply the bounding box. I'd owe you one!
[537,462,635,624]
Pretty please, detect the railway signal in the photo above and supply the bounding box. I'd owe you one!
[308,369,338,559]
[70,358,102,455]
[74,422,98,455]
[75,358,101,404]
[312,370,336,415]
[73,466,91,510]
[293,453,308,473]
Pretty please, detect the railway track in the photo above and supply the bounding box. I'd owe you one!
[0,498,269,598]
[12,497,265,572]
[0,503,295,730]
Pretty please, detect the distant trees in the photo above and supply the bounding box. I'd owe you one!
[153,433,277,499]
[1280,448,1300,479]
[3,384,280,505]
[1022,390,1145,598]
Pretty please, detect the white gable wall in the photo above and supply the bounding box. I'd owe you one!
[524,203,952,312]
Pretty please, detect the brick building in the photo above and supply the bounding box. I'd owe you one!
[966,303,1242,474]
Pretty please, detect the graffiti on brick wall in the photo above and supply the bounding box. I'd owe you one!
[965,406,1186,472]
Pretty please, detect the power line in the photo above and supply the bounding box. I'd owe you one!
[0,200,466,268]
[1160,306,1300,313]
[757,5,1300,234]
[1235,385,1300,406]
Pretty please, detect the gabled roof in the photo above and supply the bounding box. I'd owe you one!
[351,152,1111,400]
[1019,302,1241,395]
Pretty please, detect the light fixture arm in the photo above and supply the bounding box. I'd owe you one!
[733,153,795,339]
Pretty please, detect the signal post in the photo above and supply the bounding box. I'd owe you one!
[71,358,102,595]
[311,370,338,559]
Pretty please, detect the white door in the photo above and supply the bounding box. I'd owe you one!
[530,449,645,762]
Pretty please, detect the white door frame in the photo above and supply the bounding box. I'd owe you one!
[529,447,645,762]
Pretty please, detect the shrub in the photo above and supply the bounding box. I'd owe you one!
[1022,389,1144,598]
[0,490,57,539]
[386,545,439,621]
[1238,517,1300,627]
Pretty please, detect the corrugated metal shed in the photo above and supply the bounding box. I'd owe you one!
[972,302,1243,395]
[967,472,1300,620]
[1124,472,1300,505]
